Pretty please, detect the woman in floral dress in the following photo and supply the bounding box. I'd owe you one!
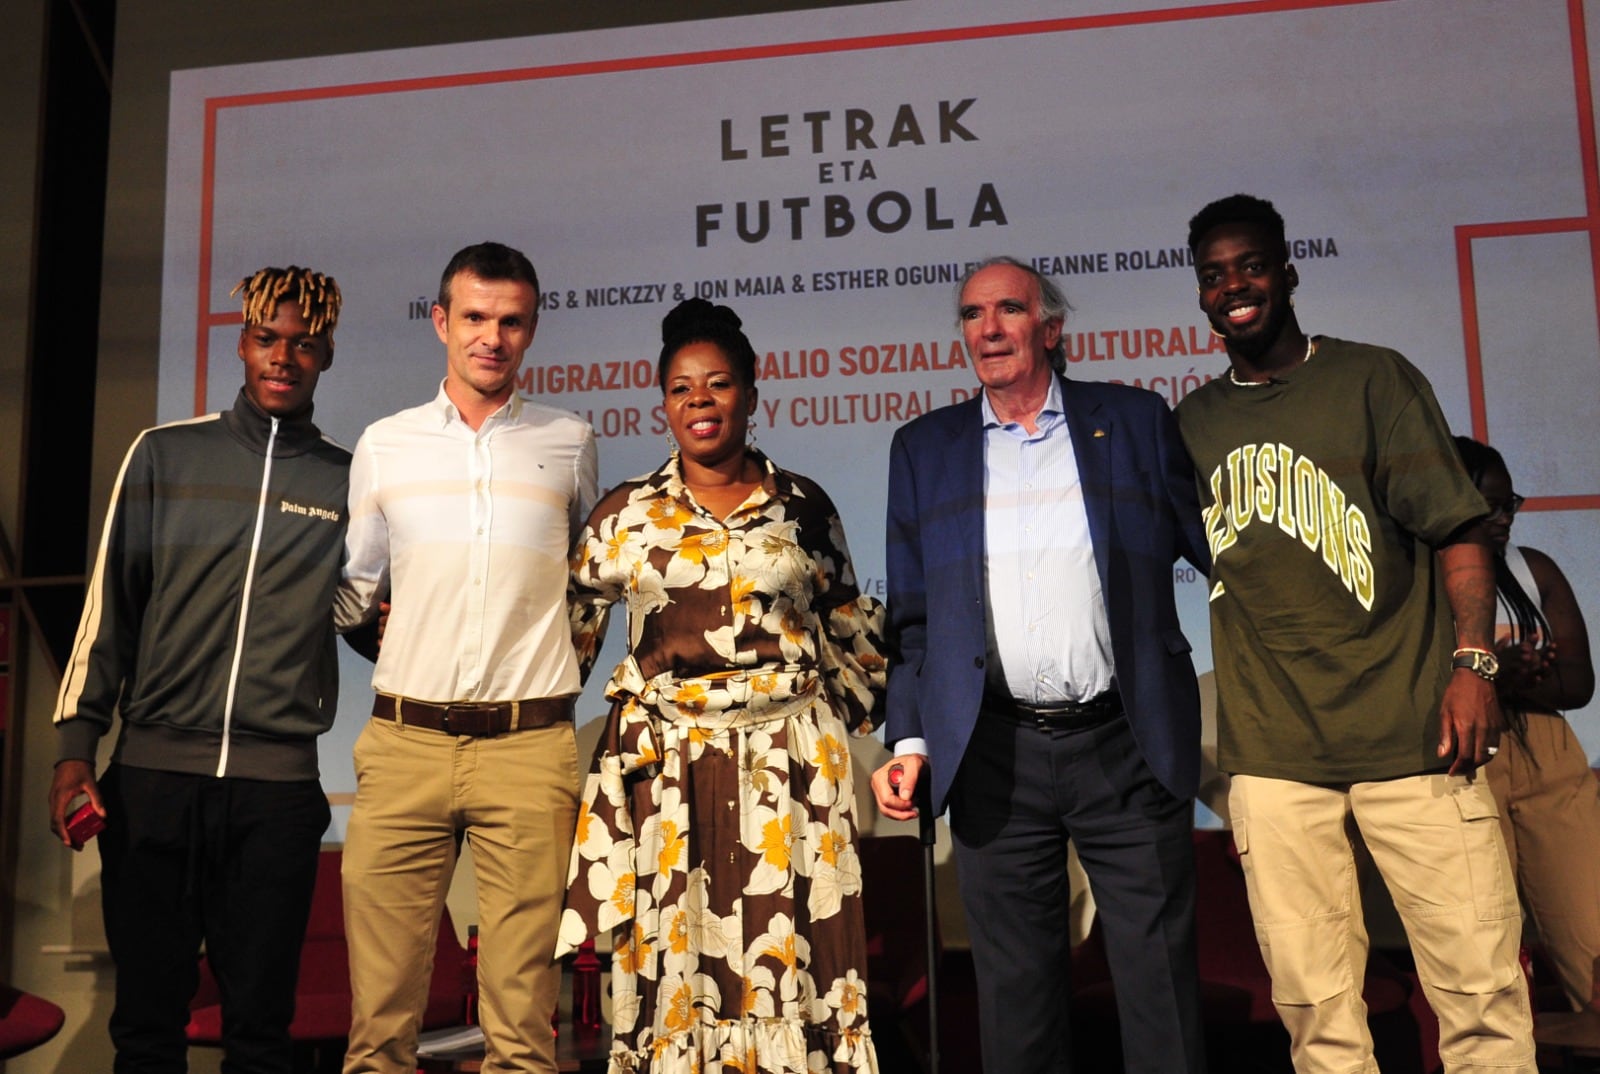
[558,299,887,1073]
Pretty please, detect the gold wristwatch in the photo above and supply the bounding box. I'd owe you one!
[1451,647,1500,681]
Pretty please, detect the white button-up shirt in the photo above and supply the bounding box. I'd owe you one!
[337,384,599,703]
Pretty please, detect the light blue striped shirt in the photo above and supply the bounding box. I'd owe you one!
[893,381,1116,758]
[980,380,1114,705]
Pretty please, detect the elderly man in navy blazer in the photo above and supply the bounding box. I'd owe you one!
[871,256,1211,1074]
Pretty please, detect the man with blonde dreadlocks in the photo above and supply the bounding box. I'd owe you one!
[50,265,352,1074]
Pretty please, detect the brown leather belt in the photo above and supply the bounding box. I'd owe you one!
[982,689,1123,732]
[372,693,574,737]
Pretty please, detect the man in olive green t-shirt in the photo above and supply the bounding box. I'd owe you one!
[1174,194,1534,1074]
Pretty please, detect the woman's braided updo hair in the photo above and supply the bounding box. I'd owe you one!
[657,298,759,389]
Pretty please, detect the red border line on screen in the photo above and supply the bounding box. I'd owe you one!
[1455,0,1599,511]
[190,0,1392,413]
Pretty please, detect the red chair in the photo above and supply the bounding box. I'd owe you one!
[860,835,934,1012]
[187,849,469,1069]
[0,985,65,1060]
[859,835,940,1071]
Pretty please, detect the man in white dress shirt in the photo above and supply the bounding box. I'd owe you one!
[337,242,598,1074]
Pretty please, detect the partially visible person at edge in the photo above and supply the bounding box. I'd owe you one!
[557,298,888,1073]
[49,266,350,1074]
[1456,435,1600,1011]
[336,241,597,1074]
[1174,193,1535,1073]
[871,256,1211,1074]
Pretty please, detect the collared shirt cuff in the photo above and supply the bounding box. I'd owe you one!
[893,737,928,757]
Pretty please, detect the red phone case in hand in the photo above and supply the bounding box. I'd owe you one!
[66,801,106,848]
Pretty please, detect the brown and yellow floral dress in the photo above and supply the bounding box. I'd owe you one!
[557,450,886,1074]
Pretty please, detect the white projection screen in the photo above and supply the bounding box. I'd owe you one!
[157,0,1600,831]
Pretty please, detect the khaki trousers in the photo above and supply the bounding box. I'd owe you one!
[1485,711,1600,1010]
[342,716,578,1074]
[1230,773,1534,1074]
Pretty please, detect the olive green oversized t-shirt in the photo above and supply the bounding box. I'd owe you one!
[1175,338,1488,782]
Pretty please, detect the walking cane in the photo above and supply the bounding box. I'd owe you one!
[888,764,940,1074]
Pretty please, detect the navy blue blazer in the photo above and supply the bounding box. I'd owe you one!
[884,376,1211,815]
